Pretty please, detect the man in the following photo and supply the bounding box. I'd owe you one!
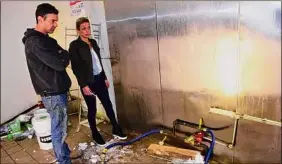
[22,3,72,164]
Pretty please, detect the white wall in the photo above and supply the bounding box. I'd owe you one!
[1,1,49,124]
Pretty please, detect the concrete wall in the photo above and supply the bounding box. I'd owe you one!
[1,1,48,124]
[105,1,281,163]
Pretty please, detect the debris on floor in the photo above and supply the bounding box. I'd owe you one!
[78,142,88,151]
[171,152,205,164]
[171,158,204,164]
[0,113,227,164]
[75,134,206,164]
[0,117,35,141]
[82,138,135,163]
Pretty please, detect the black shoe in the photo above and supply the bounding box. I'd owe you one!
[93,132,106,146]
[112,125,127,140]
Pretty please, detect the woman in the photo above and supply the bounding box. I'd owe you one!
[69,17,127,146]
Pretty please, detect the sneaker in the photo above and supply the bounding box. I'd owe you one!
[93,132,106,146]
[112,125,127,140]
[94,141,106,147]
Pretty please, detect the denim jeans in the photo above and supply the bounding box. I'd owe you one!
[42,94,71,164]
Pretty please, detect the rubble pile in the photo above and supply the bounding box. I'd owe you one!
[79,139,136,163]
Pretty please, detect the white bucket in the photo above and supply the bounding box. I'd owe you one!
[31,112,53,150]
[33,108,48,116]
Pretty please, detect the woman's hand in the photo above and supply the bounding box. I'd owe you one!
[105,80,110,88]
[82,86,95,96]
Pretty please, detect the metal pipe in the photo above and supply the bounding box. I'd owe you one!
[209,107,281,149]
[173,119,232,133]
[173,119,232,148]
[242,114,281,127]
[203,136,228,147]
[209,107,281,127]
[230,117,239,148]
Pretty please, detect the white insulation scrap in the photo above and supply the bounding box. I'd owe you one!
[171,152,205,164]
[78,142,88,151]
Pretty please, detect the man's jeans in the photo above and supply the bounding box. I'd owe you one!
[42,94,71,164]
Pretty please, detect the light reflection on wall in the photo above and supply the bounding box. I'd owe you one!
[215,35,239,96]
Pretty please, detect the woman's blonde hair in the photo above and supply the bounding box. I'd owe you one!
[76,17,89,30]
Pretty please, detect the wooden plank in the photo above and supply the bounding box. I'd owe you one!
[147,144,200,158]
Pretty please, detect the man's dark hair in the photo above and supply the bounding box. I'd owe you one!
[76,17,90,30]
[35,3,59,23]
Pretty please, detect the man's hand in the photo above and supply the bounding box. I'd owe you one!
[105,80,110,88]
[82,86,95,96]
